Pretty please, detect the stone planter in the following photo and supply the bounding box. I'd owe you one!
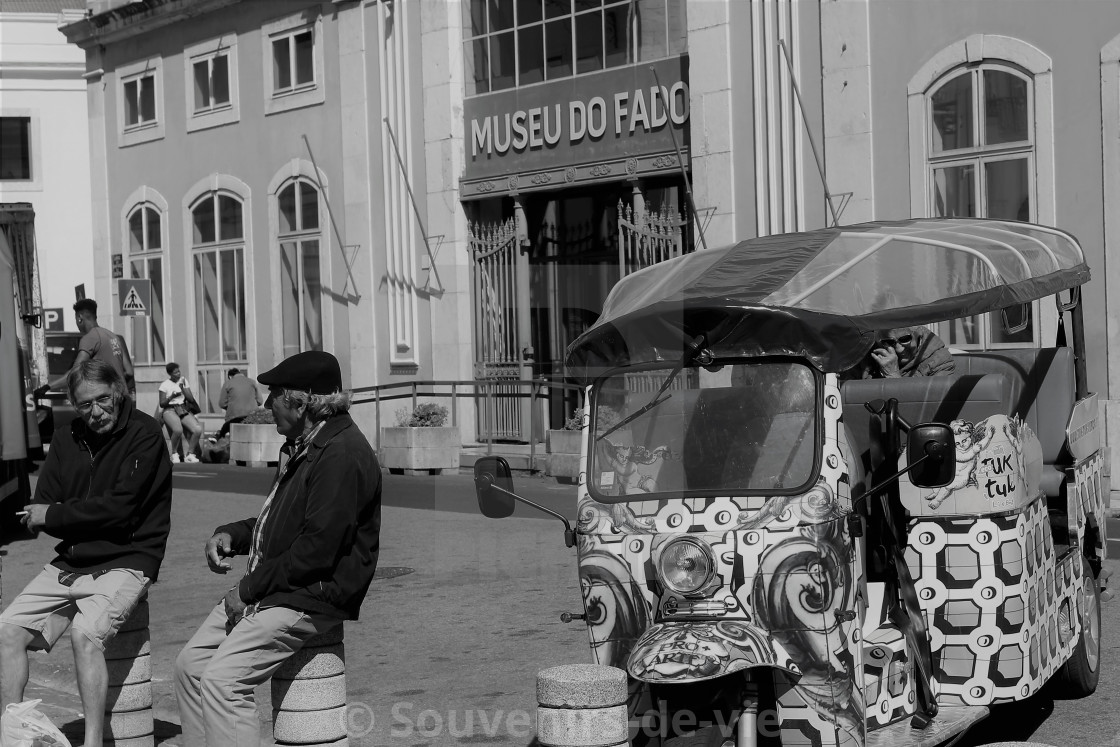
[380,426,461,475]
[547,429,583,483]
[229,423,286,467]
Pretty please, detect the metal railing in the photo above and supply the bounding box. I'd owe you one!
[350,378,585,468]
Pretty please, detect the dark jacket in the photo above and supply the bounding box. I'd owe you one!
[219,414,381,620]
[35,396,173,581]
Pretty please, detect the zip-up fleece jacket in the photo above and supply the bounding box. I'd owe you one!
[34,396,173,581]
[218,414,381,620]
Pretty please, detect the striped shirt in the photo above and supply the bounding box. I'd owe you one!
[243,420,325,613]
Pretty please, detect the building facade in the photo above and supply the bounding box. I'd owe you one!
[1,0,92,330]
[61,0,1118,481]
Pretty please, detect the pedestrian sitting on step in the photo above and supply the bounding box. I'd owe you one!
[174,351,382,747]
[159,361,203,463]
[0,359,172,747]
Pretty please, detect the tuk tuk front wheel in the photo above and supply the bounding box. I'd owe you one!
[1056,558,1101,697]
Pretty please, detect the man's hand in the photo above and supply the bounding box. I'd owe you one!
[205,532,236,573]
[223,585,247,627]
[33,384,50,400]
[870,346,902,378]
[20,504,48,532]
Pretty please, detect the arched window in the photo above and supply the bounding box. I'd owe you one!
[191,190,246,407]
[928,64,1033,222]
[927,63,1034,346]
[277,177,322,355]
[126,203,165,364]
[909,36,1053,349]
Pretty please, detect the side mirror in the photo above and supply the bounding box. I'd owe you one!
[474,456,516,518]
[473,455,578,548]
[907,423,955,488]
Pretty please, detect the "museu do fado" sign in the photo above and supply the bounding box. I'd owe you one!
[463,55,690,182]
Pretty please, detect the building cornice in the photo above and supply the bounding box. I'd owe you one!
[0,11,85,23]
[60,0,242,48]
[0,61,86,80]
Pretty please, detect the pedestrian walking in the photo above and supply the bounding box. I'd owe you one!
[35,298,136,398]
[0,359,172,747]
[174,350,381,747]
[159,361,203,463]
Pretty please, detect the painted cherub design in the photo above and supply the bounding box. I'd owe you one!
[926,420,995,510]
[601,439,676,495]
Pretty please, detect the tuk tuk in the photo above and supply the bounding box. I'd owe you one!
[475,217,1106,747]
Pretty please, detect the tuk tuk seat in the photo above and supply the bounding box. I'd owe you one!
[953,347,1076,497]
[840,373,1012,478]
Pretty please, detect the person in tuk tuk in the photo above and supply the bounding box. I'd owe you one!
[858,325,955,378]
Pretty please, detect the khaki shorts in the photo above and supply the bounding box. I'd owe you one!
[0,563,150,652]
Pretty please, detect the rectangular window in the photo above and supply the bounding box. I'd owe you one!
[194,247,246,363]
[518,24,544,86]
[490,30,515,91]
[280,240,323,356]
[575,10,603,73]
[193,53,231,113]
[985,157,1030,221]
[636,0,668,60]
[931,164,976,218]
[603,2,629,68]
[467,37,490,95]
[465,0,684,92]
[130,258,165,364]
[544,18,572,79]
[123,74,157,128]
[273,29,315,95]
[0,117,31,180]
[186,37,239,131]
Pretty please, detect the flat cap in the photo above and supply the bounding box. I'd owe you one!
[258,351,342,395]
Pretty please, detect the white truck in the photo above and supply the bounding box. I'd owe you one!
[0,203,45,522]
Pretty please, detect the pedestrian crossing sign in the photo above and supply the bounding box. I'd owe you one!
[117,278,151,317]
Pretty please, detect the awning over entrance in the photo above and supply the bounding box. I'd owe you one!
[460,149,691,201]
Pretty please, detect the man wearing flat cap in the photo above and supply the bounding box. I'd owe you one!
[173,351,381,746]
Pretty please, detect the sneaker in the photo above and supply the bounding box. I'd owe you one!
[170,453,181,464]
[185,454,200,463]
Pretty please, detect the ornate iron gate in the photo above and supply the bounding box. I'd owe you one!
[469,218,530,441]
[617,201,686,276]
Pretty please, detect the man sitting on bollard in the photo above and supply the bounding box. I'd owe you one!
[174,350,382,747]
[0,359,172,747]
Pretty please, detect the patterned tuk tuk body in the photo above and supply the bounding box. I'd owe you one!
[575,376,871,746]
[901,416,1107,707]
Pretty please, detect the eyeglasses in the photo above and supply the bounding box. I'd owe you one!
[75,394,115,414]
[878,334,914,348]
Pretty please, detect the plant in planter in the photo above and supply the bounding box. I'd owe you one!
[380,403,461,475]
[229,408,285,467]
[396,403,448,427]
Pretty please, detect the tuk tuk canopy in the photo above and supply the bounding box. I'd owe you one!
[566,218,1089,379]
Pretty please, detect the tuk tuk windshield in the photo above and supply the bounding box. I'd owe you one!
[589,361,818,500]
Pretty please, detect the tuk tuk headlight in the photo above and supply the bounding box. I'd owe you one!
[658,538,715,596]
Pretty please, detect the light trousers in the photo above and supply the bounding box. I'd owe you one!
[173,602,340,747]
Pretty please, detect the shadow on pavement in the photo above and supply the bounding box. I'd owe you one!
[60,717,182,743]
[955,692,1054,746]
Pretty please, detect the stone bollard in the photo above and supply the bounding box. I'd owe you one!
[537,664,629,747]
[103,598,155,747]
[271,625,348,746]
